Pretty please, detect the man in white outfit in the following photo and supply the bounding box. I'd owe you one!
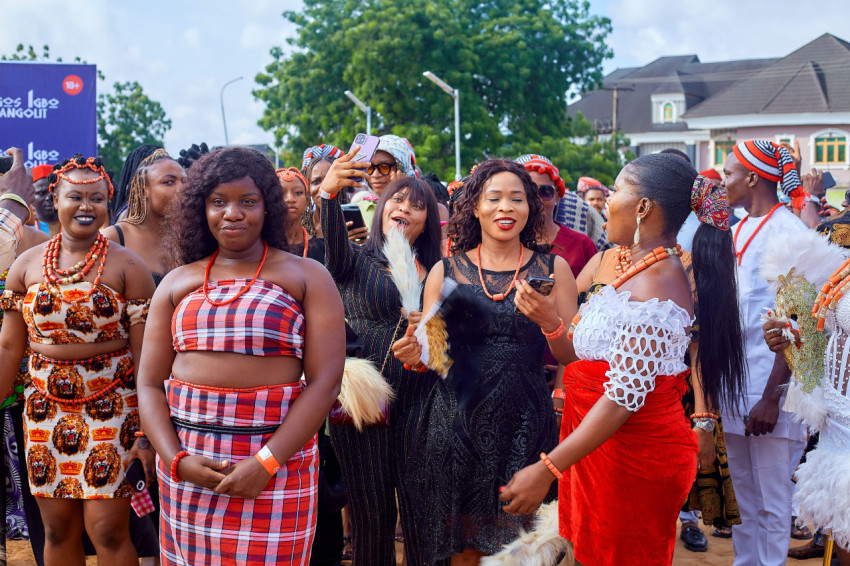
[721,140,814,566]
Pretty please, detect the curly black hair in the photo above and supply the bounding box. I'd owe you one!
[163,146,288,270]
[447,159,545,255]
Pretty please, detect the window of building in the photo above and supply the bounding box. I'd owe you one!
[714,140,736,166]
[663,103,674,122]
[815,136,847,164]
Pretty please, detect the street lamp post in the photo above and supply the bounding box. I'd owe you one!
[423,71,461,181]
[220,76,243,146]
[344,90,371,134]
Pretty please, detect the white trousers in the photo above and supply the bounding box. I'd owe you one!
[725,432,806,566]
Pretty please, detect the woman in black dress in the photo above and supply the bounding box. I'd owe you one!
[319,147,443,565]
[394,159,578,564]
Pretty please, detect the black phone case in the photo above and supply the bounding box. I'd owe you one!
[124,458,146,491]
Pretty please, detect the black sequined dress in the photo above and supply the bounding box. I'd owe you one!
[414,251,559,561]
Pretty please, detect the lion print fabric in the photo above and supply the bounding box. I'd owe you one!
[0,282,149,345]
[24,350,138,499]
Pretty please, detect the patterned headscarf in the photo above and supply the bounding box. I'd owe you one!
[276,167,308,191]
[576,176,608,197]
[514,154,566,198]
[377,135,414,176]
[301,144,344,174]
[691,175,730,230]
[732,140,808,210]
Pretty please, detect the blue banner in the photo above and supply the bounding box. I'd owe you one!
[0,62,97,168]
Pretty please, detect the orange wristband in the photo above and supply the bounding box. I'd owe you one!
[255,445,281,475]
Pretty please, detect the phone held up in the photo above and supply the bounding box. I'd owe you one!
[515,276,555,314]
[348,133,380,183]
[341,203,366,231]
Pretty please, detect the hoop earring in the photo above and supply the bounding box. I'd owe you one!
[633,216,641,245]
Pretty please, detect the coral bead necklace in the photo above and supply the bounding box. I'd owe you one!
[476,244,524,301]
[42,233,110,303]
[568,244,682,339]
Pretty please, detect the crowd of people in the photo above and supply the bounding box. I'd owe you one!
[0,128,847,566]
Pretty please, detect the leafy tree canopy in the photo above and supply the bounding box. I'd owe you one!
[97,81,172,173]
[254,0,612,179]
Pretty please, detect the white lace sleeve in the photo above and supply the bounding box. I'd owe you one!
[605,321,687,412]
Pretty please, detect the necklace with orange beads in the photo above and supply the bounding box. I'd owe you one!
[567,244,682,339]
[42,233,110,303]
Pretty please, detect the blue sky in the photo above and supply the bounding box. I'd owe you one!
[2,0,847,156]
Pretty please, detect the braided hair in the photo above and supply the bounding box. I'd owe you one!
[124,149,177,224]
[111,144,160,219]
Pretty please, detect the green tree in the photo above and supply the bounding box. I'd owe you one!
[97,81,171,172]
[254,0,611,179]
[3,45,170,172]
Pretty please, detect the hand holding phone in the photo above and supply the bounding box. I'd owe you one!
[515,276,555,313]
[348,133,380,183]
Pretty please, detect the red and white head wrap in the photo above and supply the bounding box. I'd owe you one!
[576,176,608,197]
[732,140,808,210]
[514,154,566,198]
[691,175,730,230]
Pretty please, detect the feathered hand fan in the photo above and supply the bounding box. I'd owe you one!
[382,226,421,315]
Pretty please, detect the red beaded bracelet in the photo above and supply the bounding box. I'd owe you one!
[542,318,565,340]
[540,452,563,479]
[689,412,719,421]
[171,451,189,483]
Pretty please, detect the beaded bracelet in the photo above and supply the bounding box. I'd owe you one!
[542,318,565,340]
[134,430,146,437]
[540,452,563,479]
[171,451,189,483]
[689,412,719,421]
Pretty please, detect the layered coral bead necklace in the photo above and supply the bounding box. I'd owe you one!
[42,233,110,304]
[567,244,682,339]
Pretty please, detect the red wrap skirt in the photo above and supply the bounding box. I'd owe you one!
[157,378,318,566]
[559,360,697,566]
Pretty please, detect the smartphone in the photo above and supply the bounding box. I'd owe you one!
[822,171,836,190]
[341,203,366,230]
[124,458,146,492]
[0,155,12,175]
[515,276,556,313]
[348,133,380,182]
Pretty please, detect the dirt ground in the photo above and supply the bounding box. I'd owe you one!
[4,522,827,565]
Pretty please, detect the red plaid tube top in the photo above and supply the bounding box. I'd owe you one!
[172,279,305,358]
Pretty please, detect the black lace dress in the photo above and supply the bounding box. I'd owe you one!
[414,251,559,561]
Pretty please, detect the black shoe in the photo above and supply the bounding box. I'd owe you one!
[680,525,709,552]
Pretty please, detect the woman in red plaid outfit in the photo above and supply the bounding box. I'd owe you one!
[137,146,345,566]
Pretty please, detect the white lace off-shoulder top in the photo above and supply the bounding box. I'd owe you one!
[572,285,692,411]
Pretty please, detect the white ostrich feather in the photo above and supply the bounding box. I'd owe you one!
[337,358,395,431]
[481,501,574,566]
[383,226,422,315]
[760,223,849,292]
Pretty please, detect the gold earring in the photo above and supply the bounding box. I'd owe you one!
[633,216,641,245]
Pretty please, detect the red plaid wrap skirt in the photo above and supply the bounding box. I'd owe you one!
[157,378,318,566]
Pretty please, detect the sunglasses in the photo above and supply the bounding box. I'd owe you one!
[537,184,558,201]
[367,162,397,176]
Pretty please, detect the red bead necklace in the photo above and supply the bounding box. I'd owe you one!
[42,233,110,303]
[812,257,850,331]
[568,245,682,339]
[733,202,783,266]
[300,226,309,258]
[476,244,524,301]
[203,241,269,306]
